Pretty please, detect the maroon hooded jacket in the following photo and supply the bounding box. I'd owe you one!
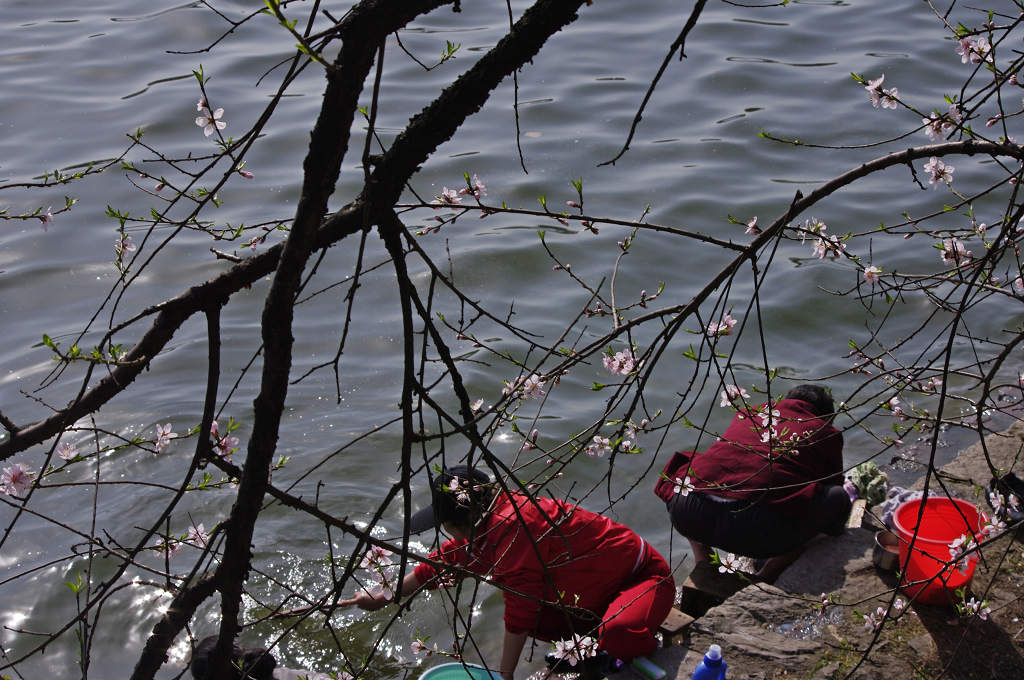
[654,398,844,517]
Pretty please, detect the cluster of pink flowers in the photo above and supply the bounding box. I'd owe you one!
[358,545,398,599]
[980,512,1007,540]
[584,420,651,459]
[758,420,779,442]
[187,522,211,547]
[801,217,827,240]
[195,98,226,137]
[155,423,177,453]
[922,113,945,141]
[939,237,971,266]
[115,233,136,256]
[812,234,847,261]
[502,373,546,400]
[57,441,79,461]
[862,598,906,632]
[624,418,650,442]
[957,596,991,620]
[431,175,486,209]
[888,396,906,420]
[861,609,883,631]
[706,313,737,337]
[359,545,394,570]
[865,74,899,109]
[158,536,182,558]
[756,404,783,445]
[460,174,486,199]
[947,532,978,575]
[410,638,432,657]
[757,404,780,428]
[550,635,598,667]
[863,265,881,284]
[672,475,694,496]
[717,551,743,574]
[585,435,613,458]
[210,421,240,462]
[603,350,637,376]
[431,187,461,208]
[719,384,750,408]
[446,476,473,504]
[923,103,964,141]
[955,35,992,65]
[797,218,845,260]
[1,463,34,497]
[924,157,955,187]
[989,490,1021,518]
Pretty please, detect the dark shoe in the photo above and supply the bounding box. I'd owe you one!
[545,650,624,677]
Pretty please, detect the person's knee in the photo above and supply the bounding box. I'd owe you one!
[599,574,674,659]
[819,485,852,535]
[599,622,658,660]
[827,484,853,514]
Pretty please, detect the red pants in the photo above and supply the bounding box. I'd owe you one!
[530,547,675,659]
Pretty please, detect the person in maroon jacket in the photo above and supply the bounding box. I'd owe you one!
[653,384,850,581]
[341,466,674,680]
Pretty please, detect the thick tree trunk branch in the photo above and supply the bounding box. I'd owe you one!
[206,0,453,672]
[361,0,589,211]
[128,577,218,680]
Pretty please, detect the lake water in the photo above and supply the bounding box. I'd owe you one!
[1,1,1017,677]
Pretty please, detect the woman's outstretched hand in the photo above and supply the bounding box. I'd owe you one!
[336,588,391,611]
[337,571,423,611]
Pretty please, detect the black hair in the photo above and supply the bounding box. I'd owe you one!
[431,465,493,529]
[784,384,834,418]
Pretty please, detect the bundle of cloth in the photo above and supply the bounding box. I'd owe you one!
[877,487,925,530]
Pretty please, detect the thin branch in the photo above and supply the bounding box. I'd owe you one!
[599,0,708,166]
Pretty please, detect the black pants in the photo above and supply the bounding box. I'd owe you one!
[666,486,851,559]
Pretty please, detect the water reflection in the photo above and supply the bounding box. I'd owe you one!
[769,606,845,640]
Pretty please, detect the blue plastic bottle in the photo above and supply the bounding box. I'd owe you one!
[692,644,726,680]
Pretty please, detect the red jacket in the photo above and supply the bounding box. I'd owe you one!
[414,492,645,636]
[654,398,844,517]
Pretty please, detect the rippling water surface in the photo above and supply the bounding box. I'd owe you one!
[1,1,1013,677]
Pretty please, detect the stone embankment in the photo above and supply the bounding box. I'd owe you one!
[645,422,1024,680]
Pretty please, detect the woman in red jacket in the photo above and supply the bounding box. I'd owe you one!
[341,466,674,680]
[653,384,850,580]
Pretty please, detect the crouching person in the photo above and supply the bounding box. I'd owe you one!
[340,466,675,680]
[654,384,851,582]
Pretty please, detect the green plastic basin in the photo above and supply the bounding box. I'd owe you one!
[419,663,502,680]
